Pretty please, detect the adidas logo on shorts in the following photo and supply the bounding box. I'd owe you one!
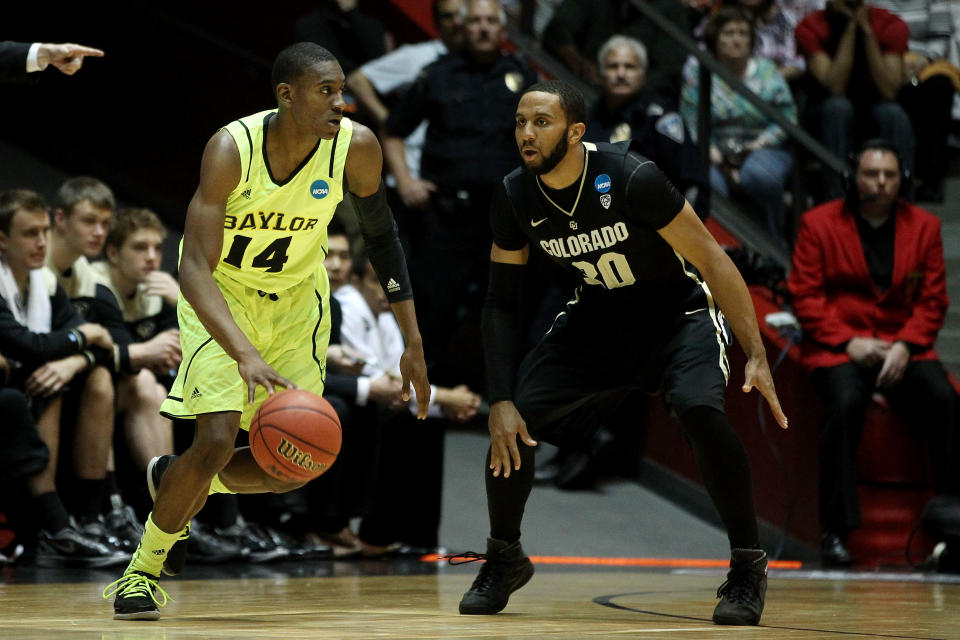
[191,387,202,399]
[152,548,166,555]
[386,278,400,293]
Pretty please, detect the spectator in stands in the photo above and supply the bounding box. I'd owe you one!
[92,208,179,508]
[587,35,709,214]
[383,0,538,388]
[0,41,103,83]
[45,178,163,551]
[541,0,691,100]
[734,0,809,81]
[305,223,405,558]
[0,189,125,567]
[681,7,797,245]
[293,0,388,76]
[871,0,959,203]
[787,140,958,566]
[795,0,915,200]
[335,240,482,556]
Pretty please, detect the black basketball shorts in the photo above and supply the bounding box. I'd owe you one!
[512,304,731,446]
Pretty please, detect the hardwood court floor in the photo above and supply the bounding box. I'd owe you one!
[1,566,958,639]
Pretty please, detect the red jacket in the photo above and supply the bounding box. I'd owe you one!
[788,198,948,370]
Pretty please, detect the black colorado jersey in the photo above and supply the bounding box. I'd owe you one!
[491,140,707,315]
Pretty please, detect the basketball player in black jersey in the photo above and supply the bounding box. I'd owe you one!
[457,80,788,626]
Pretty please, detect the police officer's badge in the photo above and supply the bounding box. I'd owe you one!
[600,194,611,209]
[610,122,631,143]
[655,113,685,144]
[505,72,523,92]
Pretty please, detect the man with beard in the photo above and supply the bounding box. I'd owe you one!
[454,80,788,626]
[796,0,914,200]
[382,0,538,389]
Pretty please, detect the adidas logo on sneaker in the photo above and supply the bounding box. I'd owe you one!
[386,278,400,293]
[241,189,252,199]
[191,387,202,399]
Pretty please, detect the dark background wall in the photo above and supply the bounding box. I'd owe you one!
[0,0,425,233]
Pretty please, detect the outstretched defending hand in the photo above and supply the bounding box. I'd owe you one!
[37,43,104,75]
[488,401,538,479]
[399,340,431,419]
[237,350,297,404]
[743,356,789,429]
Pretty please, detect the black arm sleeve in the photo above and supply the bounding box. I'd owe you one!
[351,182,414,303]
[623,151,686,230]
[481,261,526,403]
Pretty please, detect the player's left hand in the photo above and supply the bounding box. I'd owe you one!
[399,340,430,419]
[743,355,789,429]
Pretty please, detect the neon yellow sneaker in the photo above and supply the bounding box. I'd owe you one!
[103,570,170,620]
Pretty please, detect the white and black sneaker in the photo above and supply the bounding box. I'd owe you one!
[37,519,128,568]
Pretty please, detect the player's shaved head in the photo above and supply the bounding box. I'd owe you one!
[272,42,339,93]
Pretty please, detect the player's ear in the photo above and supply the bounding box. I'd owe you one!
[276,82,293,106]
[568,122,586,145]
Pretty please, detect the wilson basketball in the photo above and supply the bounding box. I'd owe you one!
[250,389,342,483]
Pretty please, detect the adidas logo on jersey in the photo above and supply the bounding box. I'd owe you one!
[191,387,202,399]
[241,189,252,199]
[386,278,400,293]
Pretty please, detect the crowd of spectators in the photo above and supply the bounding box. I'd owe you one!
[2,0,958,571]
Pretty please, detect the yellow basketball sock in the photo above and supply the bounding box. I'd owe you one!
[125,513,185,577]
[208,473,236,495]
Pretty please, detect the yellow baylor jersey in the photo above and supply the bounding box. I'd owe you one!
[216,110,353,292]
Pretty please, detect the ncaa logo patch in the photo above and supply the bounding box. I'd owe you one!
[310,179,330,199]
[594,174,611,194]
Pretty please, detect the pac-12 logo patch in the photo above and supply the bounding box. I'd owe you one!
[594,174,611,194]
[600,194,611,209]
[310,179,330,199]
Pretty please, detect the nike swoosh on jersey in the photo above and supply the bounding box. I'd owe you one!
[531,217,548,227]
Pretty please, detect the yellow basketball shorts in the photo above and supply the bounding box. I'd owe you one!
[160,269,331,431]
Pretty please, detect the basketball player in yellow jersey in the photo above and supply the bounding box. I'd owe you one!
[104,43,431,620]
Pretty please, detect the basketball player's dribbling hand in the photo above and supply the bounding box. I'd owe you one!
[488,401,538,479]
[743,356,789,429]
[237,351,298,404]
[399,341,431,419]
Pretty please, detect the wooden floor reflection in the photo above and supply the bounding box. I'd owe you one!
[1,568,958,639]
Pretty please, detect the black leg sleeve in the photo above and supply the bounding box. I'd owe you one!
[679,405,759,549]
[486,444,536,543]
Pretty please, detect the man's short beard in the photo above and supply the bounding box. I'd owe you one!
[524,134,569,175]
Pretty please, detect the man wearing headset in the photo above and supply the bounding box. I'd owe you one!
[788,139,957,567]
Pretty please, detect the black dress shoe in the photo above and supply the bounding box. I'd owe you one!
[821,532,853,567]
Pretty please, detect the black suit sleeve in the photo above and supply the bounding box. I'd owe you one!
[0,41,31,84]
[384,66,432,139]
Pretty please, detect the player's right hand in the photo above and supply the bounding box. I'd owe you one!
[237,351,298,404]
[488,401,537,479]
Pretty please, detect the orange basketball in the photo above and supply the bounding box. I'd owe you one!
[249,389,342,483]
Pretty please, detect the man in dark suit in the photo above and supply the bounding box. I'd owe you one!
[0,41,103,83]
[788,139,957,566]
